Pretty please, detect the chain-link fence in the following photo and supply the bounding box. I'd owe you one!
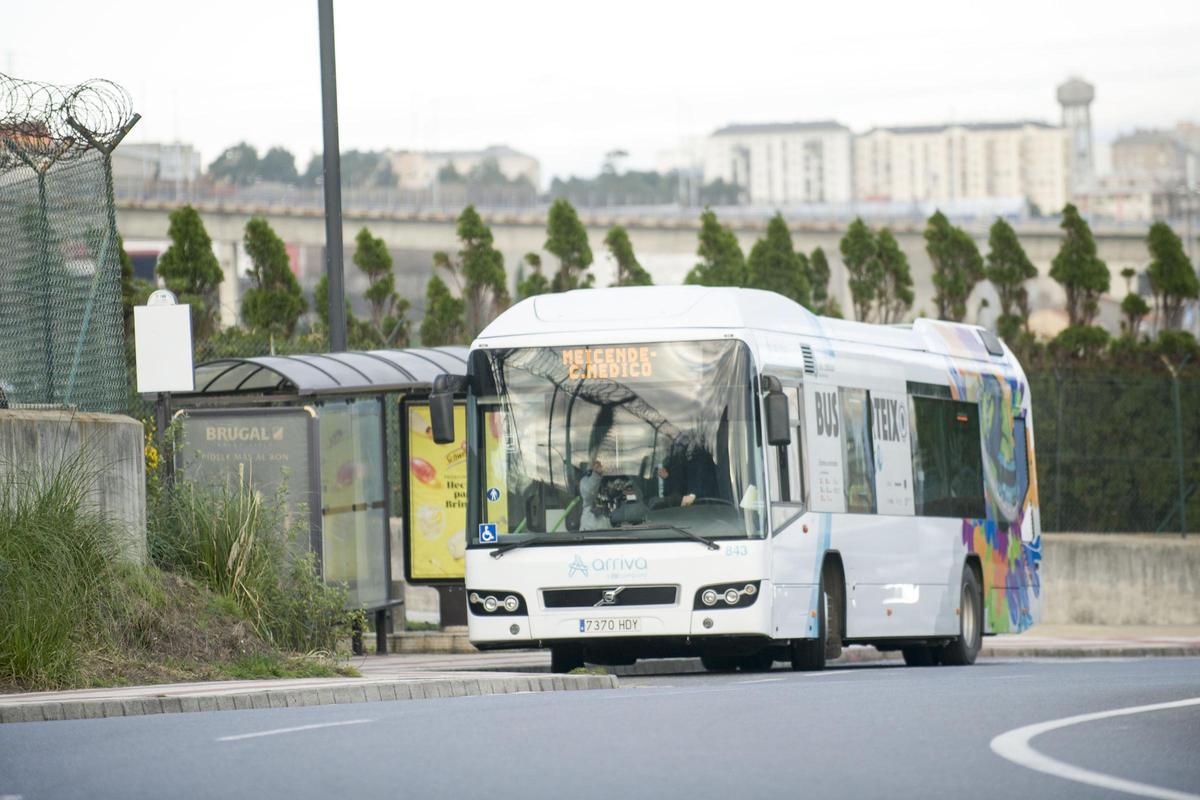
[1,73,138,413]
[1030,371,1199,534]
[0,152,126,410]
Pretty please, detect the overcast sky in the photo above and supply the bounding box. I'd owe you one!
[6,0,1199,185]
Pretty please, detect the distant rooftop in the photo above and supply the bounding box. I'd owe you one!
[863,120,1057,136]
[388,144,536,160]
[1113,129,1188,147]
[712,120,849,136]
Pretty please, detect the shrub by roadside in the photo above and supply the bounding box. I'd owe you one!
[148,476,349,654]
[0,449,354,693]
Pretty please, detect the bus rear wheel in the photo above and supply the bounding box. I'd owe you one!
[939,565,983,666]
[550,645,585,673]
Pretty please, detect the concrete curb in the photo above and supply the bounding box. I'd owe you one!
[0,673,617,725]
[459,643,1200,677]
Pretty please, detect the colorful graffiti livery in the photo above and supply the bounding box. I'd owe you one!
[937,325,1041,634]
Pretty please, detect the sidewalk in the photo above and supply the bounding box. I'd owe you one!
[3,625,1195,725]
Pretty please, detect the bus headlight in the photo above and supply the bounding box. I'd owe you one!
[467,590,528,616]
[694,581,761,610]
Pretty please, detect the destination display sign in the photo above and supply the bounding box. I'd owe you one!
[560,346,657,381]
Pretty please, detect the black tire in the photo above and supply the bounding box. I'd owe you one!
[550,645,585,673]
[791,573,828,671]
[940,565,983,666]
[700,653,738,672]
[902,646,936,667]
[824,565,844,662]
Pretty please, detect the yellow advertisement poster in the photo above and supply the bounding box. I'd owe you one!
[408,404,467,580]
[483,409,509,534]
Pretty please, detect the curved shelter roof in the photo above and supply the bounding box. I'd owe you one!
[184,347,468,398]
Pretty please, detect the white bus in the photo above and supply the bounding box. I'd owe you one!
[429,286,1041,672]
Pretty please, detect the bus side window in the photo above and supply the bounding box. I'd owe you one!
[785,386,805,504]
[768,385,805,532]
[840,388,877,514]
[1013,416,1030,511]
[909,396,985,518]
[769,426,791,503]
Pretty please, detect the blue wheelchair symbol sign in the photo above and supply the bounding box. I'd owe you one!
[478,523,498,544]
[486,487,501,502]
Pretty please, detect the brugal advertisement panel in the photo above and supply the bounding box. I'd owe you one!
[175,407,318,552]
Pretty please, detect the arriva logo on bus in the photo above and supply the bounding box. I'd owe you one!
[568,555,649,578]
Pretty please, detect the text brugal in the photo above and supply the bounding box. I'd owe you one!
[562,347,655,380]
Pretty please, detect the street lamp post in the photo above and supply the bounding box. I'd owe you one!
[318,0,347,352]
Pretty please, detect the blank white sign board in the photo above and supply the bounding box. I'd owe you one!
[134,304,195,393]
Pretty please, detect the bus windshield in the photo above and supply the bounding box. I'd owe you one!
[472,339,765,545]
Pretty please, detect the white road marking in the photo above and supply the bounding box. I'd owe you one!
[990,697,1200,800]
[735,677,784,685]
[217,718,374,742]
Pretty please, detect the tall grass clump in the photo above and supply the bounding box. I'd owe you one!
[150,476,348,653]
[0,451,122,688]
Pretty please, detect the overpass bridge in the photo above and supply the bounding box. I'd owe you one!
[116,199,1155,334]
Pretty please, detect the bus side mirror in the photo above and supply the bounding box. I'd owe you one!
[762,375,791,447]
[430,374,466,444]
[765,392,791,446]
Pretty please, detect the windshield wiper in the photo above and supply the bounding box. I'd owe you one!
[489,524,720,558]
[490,533,585,559]
[586,524,720,551]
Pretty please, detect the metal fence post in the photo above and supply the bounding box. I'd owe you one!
[1161,355,1191,538]
[1053,369,1064,532]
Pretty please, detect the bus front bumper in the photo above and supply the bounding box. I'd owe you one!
[467,583,774,648]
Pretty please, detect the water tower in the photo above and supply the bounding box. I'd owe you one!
[1057,77,1095,192]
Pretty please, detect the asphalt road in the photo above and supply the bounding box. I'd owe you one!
[2,657,1198,800]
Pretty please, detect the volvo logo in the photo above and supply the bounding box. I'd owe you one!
[595,587,625,607]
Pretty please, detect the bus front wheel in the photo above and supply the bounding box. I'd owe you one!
[791,567,839,672]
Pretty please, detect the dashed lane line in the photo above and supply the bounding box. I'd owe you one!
[990,697,1200,800]
[217,718,374,742]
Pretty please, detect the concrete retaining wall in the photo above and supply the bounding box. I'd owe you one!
[1041,533,1200,625]
[0,409,146,563]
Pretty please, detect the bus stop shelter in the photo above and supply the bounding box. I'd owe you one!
[165,346,468,653]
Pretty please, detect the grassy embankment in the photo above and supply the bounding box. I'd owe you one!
[0,450,357,692]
